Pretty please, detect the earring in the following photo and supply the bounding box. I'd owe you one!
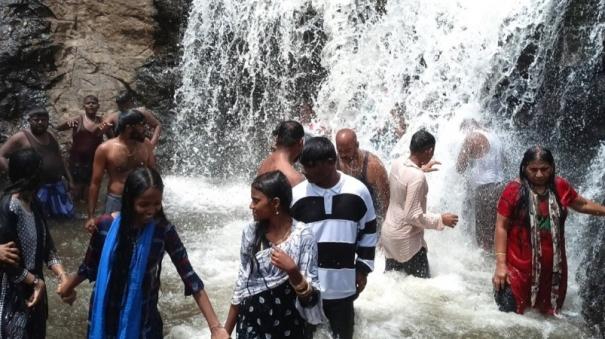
[275,209,280,215]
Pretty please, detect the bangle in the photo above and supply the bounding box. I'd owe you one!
[495,252,506,256]
[295,280,313,297]
[209,324,223,332]
[290,277,307,292]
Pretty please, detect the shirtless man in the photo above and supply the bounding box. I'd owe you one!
[456,118,505,251]
[85,109,155,232]
[0,108,75,218]
[100,90,162,146]
[336,128,390,221]
[57,95,108,201]
[257,120,305,187]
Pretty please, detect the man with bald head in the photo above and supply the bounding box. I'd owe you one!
[336,128,390,221]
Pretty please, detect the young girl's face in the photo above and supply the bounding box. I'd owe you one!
[250,187,275,221]
[134,187,163,225]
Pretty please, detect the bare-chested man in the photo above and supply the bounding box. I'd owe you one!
[257,120,305,187]
[456,118,505,250]
[100,90,162,146]
[336,128,390,221]
[85,109,155,232]
[0,108,75,218]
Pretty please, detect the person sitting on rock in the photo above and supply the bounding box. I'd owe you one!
[100,90,162,147]
[0,107,75,219]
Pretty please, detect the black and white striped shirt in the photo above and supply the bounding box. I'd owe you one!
[291,172,377,300]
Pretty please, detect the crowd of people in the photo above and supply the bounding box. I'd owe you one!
[0,93,605,338]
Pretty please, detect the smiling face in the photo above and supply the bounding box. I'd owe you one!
[524,159,553,187]
[250,187,277,221]
[133,187,163,226]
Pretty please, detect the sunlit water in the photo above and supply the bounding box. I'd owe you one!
[47,175,594,338]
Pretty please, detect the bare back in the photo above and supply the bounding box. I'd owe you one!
[257,152,304,187]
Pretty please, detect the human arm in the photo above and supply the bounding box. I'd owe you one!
[0,132,26,172]
[400,176,445,229]
[492,213,510,291]
[355,192,378,285]
[86,145,107,232]
[368,158,390,219]
[569,195,605,216]
[225,304,239,336]
[138,107,162,147]
[144,140,156,169]
[193,290,229,339]
[99,113,117,136]
[56,117,79,132]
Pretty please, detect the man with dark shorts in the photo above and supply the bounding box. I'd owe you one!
[336,128,390,223]
[380,130,458,278]
[85,109,155,232]
[257,120,305,187]
[290,137,377,339]
[0,108,75,218]
[57,95,108,202]
[100,90,162,147]
[456,118,505,251]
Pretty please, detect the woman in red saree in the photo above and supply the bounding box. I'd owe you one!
[492,146,605,315]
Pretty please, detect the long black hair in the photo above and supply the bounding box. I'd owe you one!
[106,167,166,327]
[517,146,562,221]
[248,171,292,273]
[3,148,42,195]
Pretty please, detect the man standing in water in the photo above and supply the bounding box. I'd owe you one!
[336,128,390,223]
[0,108,75,218]
[85,110,155,232]
[380,129,458,278]
[291,137,377,339]
[257,120,305,187]
[456,118,505,251]
[101,90,162,147]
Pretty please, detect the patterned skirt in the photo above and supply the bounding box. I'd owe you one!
[236,281,305,339]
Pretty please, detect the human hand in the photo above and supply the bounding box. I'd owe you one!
[0,242,20,267]
[441,213,458,227]
[271,246,297,274]
[355,271,367,294]
[84,217,97,233]
[421,160,441,172]
[27,278,46,308]
[492,262,510,291]
[210,326,230,339]
[67,120,79,128]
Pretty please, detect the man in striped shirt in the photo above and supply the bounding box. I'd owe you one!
[291,137,377,339]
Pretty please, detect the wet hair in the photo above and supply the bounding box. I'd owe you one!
[108,167,166,322]
[460,118,480,131]
[299,136,337,166]
[115,109,145,135]
[83,95,98,103]
[409,129,436,153]
[3,148,42,194]
[26,107,49,118]
[272,120,304,147]
[516,146,561,222]
[248,170,292,277]
[115,90,134,106]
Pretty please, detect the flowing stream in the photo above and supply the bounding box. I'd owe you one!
[46,0,602,338]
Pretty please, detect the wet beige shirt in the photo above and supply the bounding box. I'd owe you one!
[380,158,444,263]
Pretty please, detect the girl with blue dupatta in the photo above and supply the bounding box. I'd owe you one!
[58,167,229,339]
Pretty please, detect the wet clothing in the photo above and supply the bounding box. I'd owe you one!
[496,177,578,314]
[36,181,74,219]
[69,115,103,184]
[78,214,204,338]
[381,158,444,264]
[22,130,64,184]
[473,182,504,250]
[322,297,355,339]
[104,193,122,214]
[232,222,323,338]
[0,194,61,339]
[338,151,381,220]
[385,247,430,278]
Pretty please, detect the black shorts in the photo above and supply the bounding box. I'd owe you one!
[385,247,431,278]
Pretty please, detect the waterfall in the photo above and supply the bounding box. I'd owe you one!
[165,0,603,337]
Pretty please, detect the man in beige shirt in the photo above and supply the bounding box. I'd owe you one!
[380,129,458,278]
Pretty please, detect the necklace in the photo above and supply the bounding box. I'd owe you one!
[271,226,292,246]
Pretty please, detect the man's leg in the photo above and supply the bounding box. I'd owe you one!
[402,247,430,278]
[322,298,355,339]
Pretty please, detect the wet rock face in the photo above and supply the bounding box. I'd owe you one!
[0,1,56,140]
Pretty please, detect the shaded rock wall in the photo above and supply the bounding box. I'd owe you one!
[0,1,56,141]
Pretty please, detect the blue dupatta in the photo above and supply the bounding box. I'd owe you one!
[89,214,155,339]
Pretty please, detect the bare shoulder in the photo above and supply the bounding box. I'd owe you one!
[367,152,387,171]
[3,131,28,148]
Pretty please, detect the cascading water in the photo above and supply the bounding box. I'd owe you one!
[160,0,601,337]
